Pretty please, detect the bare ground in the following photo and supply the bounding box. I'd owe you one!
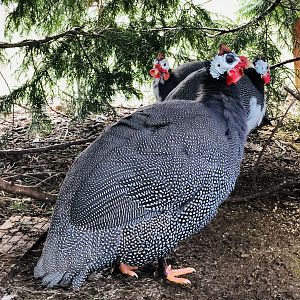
[0,108,299,300]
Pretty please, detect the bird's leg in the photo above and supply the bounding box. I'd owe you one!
[119,262,139,278]
[157,257,167,276]
[157,257,195,284]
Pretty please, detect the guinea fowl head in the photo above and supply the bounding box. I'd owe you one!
[253,55,271,85]
[209,44,250,85]
[149,51,171,81]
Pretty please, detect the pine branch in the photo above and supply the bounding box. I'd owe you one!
[144,26,228,33]
[0,27,107,49]
[212,0,282,36]
[75,36,117,115]
[0,0,282,50]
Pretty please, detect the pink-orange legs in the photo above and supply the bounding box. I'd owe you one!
[165,265,196,284]
[119,262,139,278]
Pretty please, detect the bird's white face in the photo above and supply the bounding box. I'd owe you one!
[254,59,269,76]
[153,58,170,72]
[150,58,171,81]
[209,52,241,79]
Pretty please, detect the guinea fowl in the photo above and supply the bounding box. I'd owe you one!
[35,48,250,288]
[150,51,208,102]
[164,52,270,134]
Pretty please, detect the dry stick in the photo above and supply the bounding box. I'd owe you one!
[2,172,57,181]
[34,172,65,188]
[270,56,300,69]
[228,180,300,203]
[0,178,57,204]
[0,70,15,139]
[252,87,299,190]
[3,173,46,184]
[0,137,96,156]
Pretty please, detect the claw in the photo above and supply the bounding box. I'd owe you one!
[165,265,195,285]
[119,262,139,278]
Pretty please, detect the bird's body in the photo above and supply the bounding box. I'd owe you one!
[36,52,249,288]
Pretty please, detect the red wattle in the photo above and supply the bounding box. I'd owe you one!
[163,72,170,81]
[149,63,170,80]
[262,72,271,85]
[226,69,242,85]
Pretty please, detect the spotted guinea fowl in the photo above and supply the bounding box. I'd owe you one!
[35,48,250,289]
[164,52,271,134]
[149,51,209,102]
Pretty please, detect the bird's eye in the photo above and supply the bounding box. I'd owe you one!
[226,53,235,64]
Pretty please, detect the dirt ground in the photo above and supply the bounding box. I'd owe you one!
[0,108,299,300]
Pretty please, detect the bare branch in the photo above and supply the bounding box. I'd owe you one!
[0,28,105,49]
[284,86,300,100]
[271,56,300,69]
[0,137,96,156]
[0,29,79,49]
[252,90,297,190]
[0,177,57,204]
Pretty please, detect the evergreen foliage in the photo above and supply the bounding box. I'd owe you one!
[0,0,299,132]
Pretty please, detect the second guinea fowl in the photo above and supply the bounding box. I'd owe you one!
[164,54,270,134]
[150,49,271,132]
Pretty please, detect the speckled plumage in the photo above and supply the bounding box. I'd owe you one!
[35,69,247,289]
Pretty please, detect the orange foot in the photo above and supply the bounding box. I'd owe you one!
[119,262,139,278]
[165,265,196,284]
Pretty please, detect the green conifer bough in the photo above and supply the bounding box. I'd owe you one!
[0,0,299,131]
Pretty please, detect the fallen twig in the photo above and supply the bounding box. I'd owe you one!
[251,86,299,189]
[2,172,55,180]
[0,137,96,156]
[34,172,65,188]
[0,178,57,204]
[228,180,299,203]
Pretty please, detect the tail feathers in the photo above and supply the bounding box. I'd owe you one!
[34,223,121,288]
[41,272,66,288]
[34,253,88,288]
[35,266,88,288]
